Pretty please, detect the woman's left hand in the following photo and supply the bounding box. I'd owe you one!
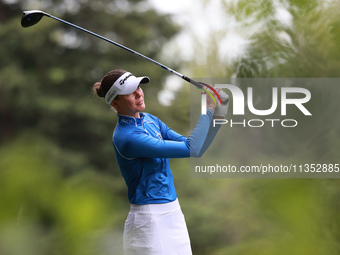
[203,86,221,112]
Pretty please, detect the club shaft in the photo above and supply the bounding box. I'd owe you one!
[46,13,203,89]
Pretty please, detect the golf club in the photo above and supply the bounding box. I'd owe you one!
[21,10,223,105]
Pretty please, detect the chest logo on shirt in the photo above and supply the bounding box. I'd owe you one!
[155,131,163,140]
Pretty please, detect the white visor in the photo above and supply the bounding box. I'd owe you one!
[104,72,150,105]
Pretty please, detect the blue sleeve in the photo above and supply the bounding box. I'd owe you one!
[188,109,221,157]
[114,109,219,159]
[192,117,221,157]
[157,118,187,142]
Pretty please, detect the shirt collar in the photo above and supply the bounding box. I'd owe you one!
[118,113,145,127]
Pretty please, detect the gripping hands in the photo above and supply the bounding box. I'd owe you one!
[213,90,229,118]
[202,86,229,118]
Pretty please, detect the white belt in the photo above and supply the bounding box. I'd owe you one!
[130,198,180,213]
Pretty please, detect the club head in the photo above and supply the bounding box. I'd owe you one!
[21,10,47,28]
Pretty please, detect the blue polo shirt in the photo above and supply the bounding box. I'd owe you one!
[112,110,218,204]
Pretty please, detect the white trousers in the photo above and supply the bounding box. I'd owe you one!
[123,199,192,255]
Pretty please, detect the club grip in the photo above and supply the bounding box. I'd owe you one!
[181,76,204,89]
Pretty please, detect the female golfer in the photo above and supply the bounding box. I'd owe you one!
[93,69,228,255]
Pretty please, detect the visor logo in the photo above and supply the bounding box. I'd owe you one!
[119,74,133,86]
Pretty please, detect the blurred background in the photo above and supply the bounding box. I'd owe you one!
[1,0,340,254]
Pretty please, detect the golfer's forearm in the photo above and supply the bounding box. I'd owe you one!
[196,121,221,157]
[189,109,216,157]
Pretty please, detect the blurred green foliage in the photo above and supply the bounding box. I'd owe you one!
[187,0,340,254]
[1,0,340,255]
[1,0,180,254]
